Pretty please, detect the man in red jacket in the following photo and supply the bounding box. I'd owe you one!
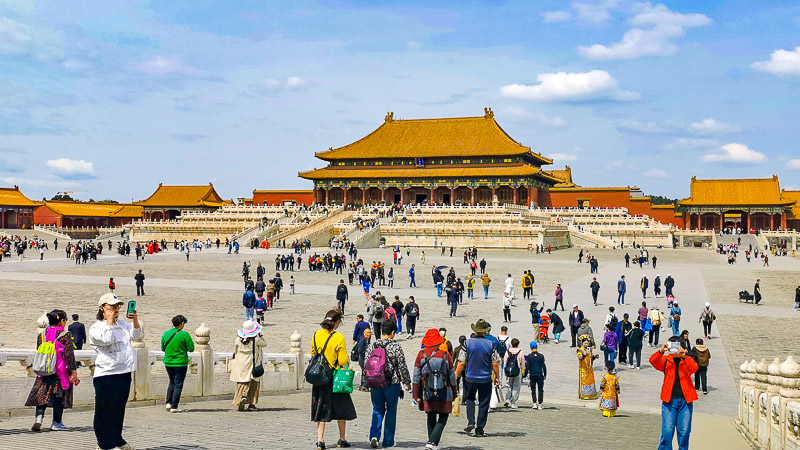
[650,336,698,450]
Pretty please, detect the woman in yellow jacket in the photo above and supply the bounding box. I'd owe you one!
[311,309,356,449]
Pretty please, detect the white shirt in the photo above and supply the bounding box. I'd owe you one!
[89,319,144,378]
[604,312,617,326]
[505,277,514,289]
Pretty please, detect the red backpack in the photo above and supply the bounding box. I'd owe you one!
[383,307,397,324]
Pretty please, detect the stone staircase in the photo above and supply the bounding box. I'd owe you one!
[568,226,615,248]
[275,209,356,246]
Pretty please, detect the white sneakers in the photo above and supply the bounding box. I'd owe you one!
[510,403,518,409]
[169,408,182,413]
[531,403,543,410]
[425,443,439,450]
[31,415,43,431]
[165,403,172,411]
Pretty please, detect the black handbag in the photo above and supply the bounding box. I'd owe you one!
[251,339,264,378]
[305,331,335,386]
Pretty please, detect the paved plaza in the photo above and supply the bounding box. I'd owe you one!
[1,239,797,448]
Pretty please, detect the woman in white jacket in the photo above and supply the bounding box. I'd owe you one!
[89,293,142,450]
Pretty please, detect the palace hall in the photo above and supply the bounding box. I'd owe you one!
[299,108,563,206]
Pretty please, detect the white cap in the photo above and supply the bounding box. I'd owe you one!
[667,273,671,276]
[705,302,710,307]
[98,292,123,307]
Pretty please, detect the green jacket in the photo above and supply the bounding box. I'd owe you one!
[161,329,195,367]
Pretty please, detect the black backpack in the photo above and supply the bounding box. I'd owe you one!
[496,338,507,358]
[305,331,335,386]
[504,350,521,378]
[407,303,419,317]
[608,315,619,331]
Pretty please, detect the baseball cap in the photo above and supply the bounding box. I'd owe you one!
[98,292,123,307]
[530,341,538,349]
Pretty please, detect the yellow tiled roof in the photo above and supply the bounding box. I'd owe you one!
[314,111,552,165]
[0,186,38,207]
[783,191,800,218]
[546,166,577,187]
[299,164,561,181]
[40,201,143,218]
[136,184,224,207]
[679,176,794,206]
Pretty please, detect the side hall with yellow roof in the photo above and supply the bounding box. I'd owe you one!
[33,201,143,228]
[300,108,560,206]
[678,176,796,231]
[135,183,226,220]
[0,185,38,228]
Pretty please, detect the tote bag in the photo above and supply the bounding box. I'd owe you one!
[332,364,355,394]
[643,318,653,332]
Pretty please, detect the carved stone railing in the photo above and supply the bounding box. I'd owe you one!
[0,313,306,417]
[736,356,800,449]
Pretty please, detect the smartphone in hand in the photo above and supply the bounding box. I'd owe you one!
[126,300,137,319]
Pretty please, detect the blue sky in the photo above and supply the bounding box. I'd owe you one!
[1,0,799,202]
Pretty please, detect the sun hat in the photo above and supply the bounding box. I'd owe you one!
[470,319,492,333]
[98,292,123,307]
[238,320,261,338]
[422,329,444,347]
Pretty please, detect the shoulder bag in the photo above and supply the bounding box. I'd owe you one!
[251,339,265,378]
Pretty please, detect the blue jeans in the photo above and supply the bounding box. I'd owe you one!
[370,384,402,447]
[397,315,402,334]
[437,283,443,297]
[483,286,489,298]
[672,321,680,336]
[244,307,254,321]
[603,349,616,365]
[410,276,416,287]
[660,398,693,450]
[617,291,625,304]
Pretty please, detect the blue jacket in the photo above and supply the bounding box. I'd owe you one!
[353,320,371,342]
[618,279,626,293]
[242,290,256,308]
[464,336,497,384]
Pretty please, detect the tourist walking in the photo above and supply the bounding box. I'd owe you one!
[590,277,600,305]
[577,336,598,400]
[601,325,617,366]
[26,309,79,432]
[336,280,349,316]
[754,279,762,305]
[504,274,514,299]
[456,319,500,437]
[502,338,525,409]
[365,320,411,448]
[481,273,491,299]
[651,336,698,450]
[670,302,682,336]
[404,297,419,338]
[554,283,564,311]
[413,329,458,450]
[690,337,711,395]
[242,285,256,321]
[627,321,645,369]
[310,310,356,449]
[502,289,513,322]
[230,320,267,411]
[525,341,547,409]
[134,269,145,296]
[641,275,649,299]
[90,293,142,450]
[68,314,86,350]
[161,315,194,413]
[617,275,626,305]
[409,264,417,288]
[568,304,584,347]
[647,306,666,347]
[654,275,662,297]
[356,328,372,391]
[665,274,675,296]
[599,361,620,417]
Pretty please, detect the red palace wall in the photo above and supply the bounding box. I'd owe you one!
[252,190,315,206]
[538,189,684,227]
[33,207,62,226]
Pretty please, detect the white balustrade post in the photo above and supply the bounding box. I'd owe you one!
[131,320,149,400]
[753,359,769,439]
[195,322,214,397]
[763,358,783,448]
[290,330,304,390]
[778,356,800,450]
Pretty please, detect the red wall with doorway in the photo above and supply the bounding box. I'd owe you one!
[252,190,315,205]
[33,206,62,226]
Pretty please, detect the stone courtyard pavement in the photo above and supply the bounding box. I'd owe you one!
[1,239,796,448]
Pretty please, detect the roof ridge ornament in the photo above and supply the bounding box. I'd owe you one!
[484,107,493,119]
[385,112,394,123]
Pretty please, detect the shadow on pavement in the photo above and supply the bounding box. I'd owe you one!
[0,425,93,435]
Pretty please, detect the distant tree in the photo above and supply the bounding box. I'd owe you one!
[50,194,74,201]
[650,195,677,205]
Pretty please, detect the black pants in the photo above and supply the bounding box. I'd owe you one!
[592,292,598,304]
[503,307,511,322]
[648,328,660,346]
[554,299,564,311]
[426,412,448,445]
[570,326,579,346]
[406,316,417,336]
[136,285,144,296]
[94,372,132,450]
[373,322,382,337]
[702,321,712,336]
[275,289,281,300]
[530,375,544,404]
[449,301,458,317]
[165,365,188,408]
[618,340,628,363]
[628,346,642,367]
[338,300,346,315]
[464,381,492,432]
[695,366,708,393]
[36,396,64,423]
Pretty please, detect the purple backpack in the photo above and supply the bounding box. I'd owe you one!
[365,343,389,389]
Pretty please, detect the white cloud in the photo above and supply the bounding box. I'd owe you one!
[406,40,421,50]
[788,159,800,170]
[751,47,800,77]
[616,119,670,133]
[255,76,309,90]
[662,137,718,150]
[579,4,710,60]
[138,56,199,76]
[501,106,566,127]
[499,70,639,102]
[573,0,618,24]
[644,168,670,178]
[46,158,95,175]
[702,143,766,164]
[540,10,572,23]
[689,118,741,135]
[549,152,578,161]
[0,17,64,62]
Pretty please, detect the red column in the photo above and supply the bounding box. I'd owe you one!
[719,212,724,231]
[344,188,348,206]
[381,187,386,203]
[471,188,475,205]
[430,186,434,204]
[361,188,366,206]
[450,186,455,204]
[513,186,518,205]
[782,212,787,230]
[324,189,329,205]
[491,186,496,202]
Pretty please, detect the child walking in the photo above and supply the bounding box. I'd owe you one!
[108,277,115,292]
[599,361,620,417]
[289,276,295,295]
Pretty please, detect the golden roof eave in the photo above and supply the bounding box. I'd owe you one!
[298,164,555,181]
